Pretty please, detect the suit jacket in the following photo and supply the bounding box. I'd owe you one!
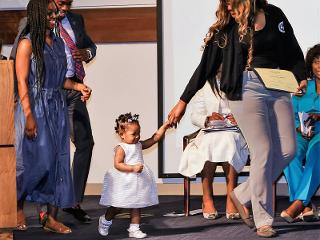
[66,11,97,63]
[11,13,97,64]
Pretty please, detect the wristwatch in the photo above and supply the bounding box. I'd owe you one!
[86,49,92,60]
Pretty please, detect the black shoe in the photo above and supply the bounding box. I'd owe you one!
[63,207,92,224]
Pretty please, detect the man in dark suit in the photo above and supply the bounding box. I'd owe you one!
[54,0,96,223]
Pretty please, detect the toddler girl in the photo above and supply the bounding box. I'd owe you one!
[98,113,170,238]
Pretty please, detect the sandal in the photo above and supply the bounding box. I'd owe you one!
[43,216,72,234]
[280,210,296,223]
[301,204,319,222]
[203,211,219,219]
[256,225,277,238]
[16,209,27,231]
[230,191,254,228]
[226,212,240,220]
[202,203,219,220]
[280,200,304,223]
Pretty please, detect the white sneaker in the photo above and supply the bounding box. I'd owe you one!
[128,228,147,238]
[98,215,112,236]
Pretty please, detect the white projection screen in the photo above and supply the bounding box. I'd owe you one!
[157,0,320,177]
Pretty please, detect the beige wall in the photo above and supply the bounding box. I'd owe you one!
[84,43,159,183]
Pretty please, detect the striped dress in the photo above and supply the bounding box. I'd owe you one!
[100,142,158,208]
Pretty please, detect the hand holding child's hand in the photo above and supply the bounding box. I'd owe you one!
[133,163,143,173]
[80,85,92,102]
[163,120,172,130]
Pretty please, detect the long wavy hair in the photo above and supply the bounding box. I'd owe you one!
[20,0,50,92]
[232,0,267,67]
[204,0,230,47]
[305,44,320,79]
[204,0,267,67]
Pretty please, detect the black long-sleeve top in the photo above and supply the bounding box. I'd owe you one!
[180,4,306,102]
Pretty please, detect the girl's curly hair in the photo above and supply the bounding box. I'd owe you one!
[305,44,320,79]
[114,113,139,134]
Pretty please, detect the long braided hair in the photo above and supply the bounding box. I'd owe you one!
[21,0,50,92]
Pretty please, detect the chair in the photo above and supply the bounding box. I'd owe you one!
[182,130,277,216]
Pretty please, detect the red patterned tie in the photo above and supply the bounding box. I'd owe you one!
[59,22,85,80]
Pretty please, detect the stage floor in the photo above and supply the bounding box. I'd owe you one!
[14,196,320,240]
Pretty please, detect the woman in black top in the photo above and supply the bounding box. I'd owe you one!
[168,0,306,237]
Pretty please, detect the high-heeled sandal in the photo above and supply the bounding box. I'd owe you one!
[203,211,219,219]
[43,216,72,234]
[16,209,27,231]
[280,210,296,223]
[226,212,240,220]
[202,203,219,220]
[281,200,304,223]
[301,203,319,222]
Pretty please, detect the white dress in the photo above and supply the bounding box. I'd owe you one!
[179,82,249,177]
[100,142,159,208]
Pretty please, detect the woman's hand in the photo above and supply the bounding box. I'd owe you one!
[294,80,307,96]
[79,84,92,102]
[25,114,37,140]
[168,100,187,127]
[225,113,237,125]
[297,126,314,140]
[208,112,224,121]
[309,113,320,121]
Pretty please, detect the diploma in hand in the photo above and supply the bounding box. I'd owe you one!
[253,68,299,93]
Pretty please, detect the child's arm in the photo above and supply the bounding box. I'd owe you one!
[114,146,143,173]
[140,121,171,150]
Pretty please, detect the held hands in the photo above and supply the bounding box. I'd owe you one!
[161,120,172,131]
[79,84,92,102]
[72,48,91,62]
[25,113,37,140]
[168,100,187,128]
[152,120,172,143]
[294,80,307,96]
[132,163,144,173]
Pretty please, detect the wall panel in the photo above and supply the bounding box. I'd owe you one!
[0,7,156,44]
